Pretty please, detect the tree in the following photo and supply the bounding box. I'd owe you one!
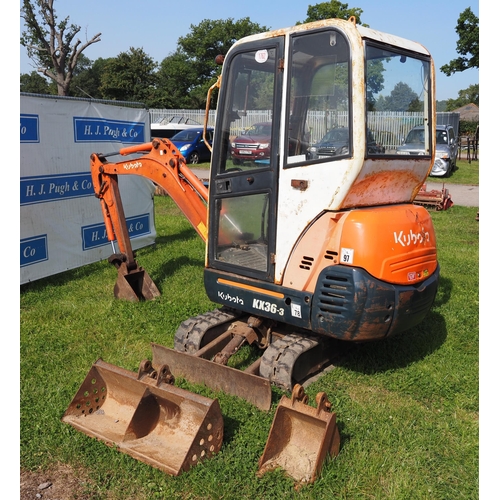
[20,0,101,96]
[155,50,201,108]
[441,8,479,76]
[69,56,111,99]
[99,48,158,104]
[155,18,269,109]
[178,18,269,106]
[178,18,268,83]
[445,84,479,111]
[376,82,420,112]
[436,100,448,112]
[365,59,386,110]
[298,1,365,25]
[20,71,54,94]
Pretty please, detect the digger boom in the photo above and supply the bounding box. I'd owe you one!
[91,138,208,259]
[90,138,209,300]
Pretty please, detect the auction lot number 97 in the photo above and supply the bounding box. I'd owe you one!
[341,248,354,264]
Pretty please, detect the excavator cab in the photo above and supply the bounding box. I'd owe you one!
[65,17,439,483]
[203,17,437,339]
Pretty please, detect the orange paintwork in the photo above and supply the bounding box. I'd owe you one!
[283,204,437,292]
[339,205,437,283]
[90,138,209,265]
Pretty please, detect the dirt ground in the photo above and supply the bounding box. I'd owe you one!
[20,464,95,500]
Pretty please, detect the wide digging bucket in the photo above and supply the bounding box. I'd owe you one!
[112,260,161,302]
[258,384,340,484]
[62,359,223,475]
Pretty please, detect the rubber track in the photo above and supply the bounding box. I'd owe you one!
[259,333,321,391]
[174,307,242,353]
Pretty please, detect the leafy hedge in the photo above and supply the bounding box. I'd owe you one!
[459,121,479,136]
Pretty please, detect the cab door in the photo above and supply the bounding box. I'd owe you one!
[208,37,284,282]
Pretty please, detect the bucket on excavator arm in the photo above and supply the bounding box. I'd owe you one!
[110,256,161,302]
[258,384,340,484]
[62,358,223,475]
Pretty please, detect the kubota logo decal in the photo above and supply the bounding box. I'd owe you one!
[218,291,243,305]
[394,229,430,247]
[123,161,142,170]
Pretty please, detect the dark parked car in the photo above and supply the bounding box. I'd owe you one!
[230,122,272,165]
[306,127,383,160]
[307,127,349,159]
[396,124,458,177]
[170,127,214,164]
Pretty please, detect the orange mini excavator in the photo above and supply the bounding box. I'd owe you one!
[64,17,439,483]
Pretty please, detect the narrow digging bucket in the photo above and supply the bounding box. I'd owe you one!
[113,262,160,302]
[62,359,223,475]
[258,384,340,484]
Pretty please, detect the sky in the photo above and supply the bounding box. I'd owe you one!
[18,0,480,102]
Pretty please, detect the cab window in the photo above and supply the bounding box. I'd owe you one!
[286,29,351,165]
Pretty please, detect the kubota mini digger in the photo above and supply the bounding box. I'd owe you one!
[63,17,439,482]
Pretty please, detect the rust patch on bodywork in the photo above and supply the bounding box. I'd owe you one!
[341,168,424,209]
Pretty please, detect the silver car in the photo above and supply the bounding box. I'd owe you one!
[397,125,458,177]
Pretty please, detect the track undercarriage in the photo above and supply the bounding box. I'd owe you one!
[154,307,342,410]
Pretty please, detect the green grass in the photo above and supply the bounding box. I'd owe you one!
[194,161,210,169]
[20,198,478,499]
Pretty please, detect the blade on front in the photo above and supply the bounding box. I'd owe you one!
[151,343,273,411]
[62,359,223,475]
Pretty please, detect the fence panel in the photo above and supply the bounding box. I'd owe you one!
[150,109,458,153]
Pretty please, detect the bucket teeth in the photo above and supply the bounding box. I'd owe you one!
[62,358,223,476]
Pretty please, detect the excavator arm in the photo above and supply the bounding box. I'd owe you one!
[90,138,209,301]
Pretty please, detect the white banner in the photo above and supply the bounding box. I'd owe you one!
[20,94,156,284]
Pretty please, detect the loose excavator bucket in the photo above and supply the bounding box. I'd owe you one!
[258,384,340,484]
[62,359,223,475]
